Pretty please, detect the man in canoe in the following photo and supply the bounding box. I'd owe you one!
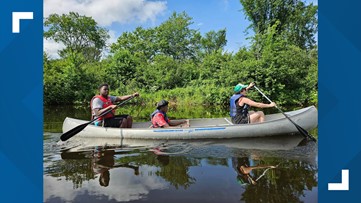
[91,83,139,128]
[150,99,189,128]
[230,82,276,124]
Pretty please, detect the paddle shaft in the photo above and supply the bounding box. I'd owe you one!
[60,96,135,141]
[253,86,316,142]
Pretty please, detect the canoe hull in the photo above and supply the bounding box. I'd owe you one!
[62,106,318,140]
[62,135,305,152]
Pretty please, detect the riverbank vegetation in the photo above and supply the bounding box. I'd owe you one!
[44,0,318,108]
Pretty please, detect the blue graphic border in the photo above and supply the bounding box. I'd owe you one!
[319,0,361,202]
[1,0,361,202]
[0,1,43,203]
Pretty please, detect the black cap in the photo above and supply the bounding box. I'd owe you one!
[157,100,169,109]
[98,83,109,89]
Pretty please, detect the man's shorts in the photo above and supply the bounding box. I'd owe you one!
[103,115,129,127]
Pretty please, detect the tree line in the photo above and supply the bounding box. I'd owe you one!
[44,0,318,108]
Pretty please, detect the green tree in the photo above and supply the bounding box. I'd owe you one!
[105,49,140,88]
[110,27,157,61]
[44,52,100,104]
[109,12,204,90]
[155,12,202,61]
[143,55,183,90]
[43,55,76,104]
[240,0,317,49]
[200,29,227,54]
[242,24,316,106]
[111,12,202,62]
[44,12,109,64]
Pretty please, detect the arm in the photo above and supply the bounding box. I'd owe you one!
[240,97,276,108]
[154,114,189,128]
[92,98,117,117]
[94,105,117,116]
[245,82,255,91]
[162,121,189,128]
[115,92,139,102]
[169,119,189,127]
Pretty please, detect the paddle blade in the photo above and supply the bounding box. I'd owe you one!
[60,122,90,141]
[295,124,317,142]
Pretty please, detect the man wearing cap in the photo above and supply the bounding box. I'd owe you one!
[230,82,275,124]
[150,100,189,128]
[91,83,139,128]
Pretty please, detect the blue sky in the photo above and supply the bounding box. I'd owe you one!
[44,0,317,58]
[110,0,252,52]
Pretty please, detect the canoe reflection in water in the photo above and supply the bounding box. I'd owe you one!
[51,134,317,203]
[92,149,140,187]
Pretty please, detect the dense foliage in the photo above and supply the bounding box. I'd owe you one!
[240,0,318,50]
[44,1,318,108]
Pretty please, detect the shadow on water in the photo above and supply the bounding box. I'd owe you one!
[44,132,317,203]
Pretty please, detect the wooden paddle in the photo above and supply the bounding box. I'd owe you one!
[253,85,317,142]
[60,96,135,141]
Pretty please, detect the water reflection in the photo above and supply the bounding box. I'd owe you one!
[237,159,317,203]
[232,157,277,186]
[92,149,140,187]
[44,134,317,203]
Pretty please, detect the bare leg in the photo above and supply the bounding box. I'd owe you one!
[120,118,127,128]
[258,111,265,122]
[127,116,133,128]
[249,111,265,123]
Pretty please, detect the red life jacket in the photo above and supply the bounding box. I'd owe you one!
[90,95,115,120]
[150,110,170,128]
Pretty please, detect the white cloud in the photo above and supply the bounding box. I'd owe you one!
[43,38,65,59]
[44,0,167,58]
[44,0,167,26]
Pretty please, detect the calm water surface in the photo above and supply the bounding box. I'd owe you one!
[44,105,318,203]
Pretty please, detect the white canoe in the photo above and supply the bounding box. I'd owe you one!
[62,106,317,140]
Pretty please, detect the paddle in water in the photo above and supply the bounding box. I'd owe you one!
[253,85,317,142]
[60,96,135,142]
